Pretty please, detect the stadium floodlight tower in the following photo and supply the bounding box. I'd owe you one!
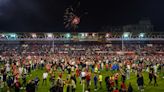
[122,32,131,54]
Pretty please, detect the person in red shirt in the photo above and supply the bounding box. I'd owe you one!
[86,72,91,89]
[76,68,80,77]
[106,64,109,71]
[97,64,100,70]
[113,87,119,92]
[121,81,126,92]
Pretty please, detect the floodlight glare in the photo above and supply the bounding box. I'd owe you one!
[105,33,109,37]
[81,33,85,37]
[66,33,71,38]
[139,33,145,38]
[92,33,95,37]
[85,33,88,37]
[47,33,53,38]
[123,32,130,38]
[1,34,5,37]
[32,33,37,38]
[9,33,17,38]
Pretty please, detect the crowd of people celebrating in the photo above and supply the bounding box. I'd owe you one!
[0,43,163,92]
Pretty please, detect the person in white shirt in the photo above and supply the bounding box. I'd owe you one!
[81,70,86,84]
[5,63,10,73]
[19,67,23,76]
[154,64,157,73]
[23,68,27,75]
[126,65,131,79]
[42,72,48,85]
[71,66,75,72]
[40,59,44,70]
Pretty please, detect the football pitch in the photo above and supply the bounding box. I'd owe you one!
[4,69,163,92]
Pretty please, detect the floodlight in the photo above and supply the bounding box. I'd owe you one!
[1,34,5,37]
[9,33,17,38]
[85,33,88,37]
[106,33,110,37]
[123,32,130,38]
[92,33,95,37]
[31,33,37,38]
[5,33,17,40]
[47,33,53,38]
[81,33,85,37]
[66,33,71,38]
[139,33,145,38]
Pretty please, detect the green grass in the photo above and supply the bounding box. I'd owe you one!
[2,69,164,92]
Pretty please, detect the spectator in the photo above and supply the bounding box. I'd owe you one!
[98,73,102,89]
[128,82,133,92]
[94,74,98,91]
[148,71,153,85]
[42,71,48,85]
[34,76,40,91]
[6,76,13,92]
[14,80,21,92]
[113,87,119,92]
[22,74,27,89]
[121,81,126,92]
[137,74,144,92]
[153,73,158,86]
[26,80,36,92]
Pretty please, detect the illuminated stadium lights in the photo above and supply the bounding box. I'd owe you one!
[139,33,145,38]
[79,33,85,38]
[1,34,5,37]
[5,33,18,40]
[0,34,4,37]
[47,33,53,38]
[85,33,88,37]
[123,32,131,38]
[6,33,17,38]
[31,33,37,38]
[65,33,71,38]
[92,33,96,37]
[105,33,109,38]
[81,33,85,37]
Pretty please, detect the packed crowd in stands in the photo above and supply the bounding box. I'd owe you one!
[0,43,164,92]
[0,44,164,56]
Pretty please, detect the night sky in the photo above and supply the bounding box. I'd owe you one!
[0,0,164,32]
